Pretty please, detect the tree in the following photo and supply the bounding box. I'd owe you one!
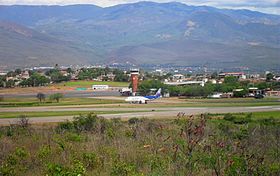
[19,73,50,87]
[211,72,218,79]
[266,73,274,81]
[0,76,5,87]
[15,69,22,75]
[114,70,129,82]
[6,80,15,88]
[138,80,165,95]
[6,71,16,77]
[66,68,73,74]
[49,93,63,103]
[224,76,238,84]
[36,93,46,103]
[233,89,248,97]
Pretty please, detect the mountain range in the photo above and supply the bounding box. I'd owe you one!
[0,2,279,70]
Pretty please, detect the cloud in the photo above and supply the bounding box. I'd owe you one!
[1,0,280,14]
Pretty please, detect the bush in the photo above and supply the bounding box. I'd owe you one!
[36,92,46,103]
[111,161,138,176]
[224,114,236,122]
[73,113,98,132]
[56,120,74,133]
[47,163,68,176]
[82,152,101,170]
[49,93,63,103]
[66,132,83,142]
[17,115,30,128]
[37,146,51,160]
[259,117,279,126]
[128,117,142,125]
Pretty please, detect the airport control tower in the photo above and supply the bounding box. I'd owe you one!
[130,68,139,96]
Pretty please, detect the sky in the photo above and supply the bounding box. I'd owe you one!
[1,0,280,15]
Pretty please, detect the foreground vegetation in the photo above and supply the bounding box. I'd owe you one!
[0,113,279,175]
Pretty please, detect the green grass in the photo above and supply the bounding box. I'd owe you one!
[209,111,280,120]
[0,110,150,119]
[95,99,280,108]
[1,97,279,108]
[0,97,123,107]
[180,97,280,107]
[236,111,280,119]
[58,81,129,87]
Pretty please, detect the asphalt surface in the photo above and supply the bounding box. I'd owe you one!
[0,105,279,125]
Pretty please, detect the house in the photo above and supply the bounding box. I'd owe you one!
[172,74,185,82]
[266,91,280,96]
[219,72,246,79]
[0,72,7,76]
[20,70,30,79]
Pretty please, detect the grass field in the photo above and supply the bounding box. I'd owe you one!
[0,97,123,107]
[180,97,280,107]
[209,111,280,119]
[0,110,151,119]
[57,81,129,88]
[0,97,279,108]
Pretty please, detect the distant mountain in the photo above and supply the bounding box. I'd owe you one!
[0,21,98,68]
[0,2,279,70]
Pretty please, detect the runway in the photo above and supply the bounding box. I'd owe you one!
[0,105,279,125]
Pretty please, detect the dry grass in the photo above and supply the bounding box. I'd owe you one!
[0,113,279,175]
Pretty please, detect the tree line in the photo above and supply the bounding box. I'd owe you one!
[138,76,280,97]
[0,67,129,88]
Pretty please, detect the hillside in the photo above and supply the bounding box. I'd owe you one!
[0,2,279,70]
[0,21,99,68]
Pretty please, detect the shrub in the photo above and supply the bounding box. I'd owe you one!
[259,117,279,126]
[71,160,86,176]
[128,117,141,125]
[6,126,14,137]
[17,115,30,128]
[82,152,101,170]
[47,163,68,176]
[66,132,83,142]
[38,145,51,160]
[56,120,74,133]
[47,160,85,176]
[234,127,249,140]
[73,113,98,132]
[49,93,63,103]
[224,113,236,122]
[15,147,28,158]
[36,92,46,103]
[110,161,138,176]
[0,147,29,175]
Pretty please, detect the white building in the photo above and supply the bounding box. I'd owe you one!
[92,85,109,90]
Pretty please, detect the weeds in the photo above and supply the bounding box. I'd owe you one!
[0,113,279,175]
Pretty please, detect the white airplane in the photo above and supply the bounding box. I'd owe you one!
[125,88,162,104]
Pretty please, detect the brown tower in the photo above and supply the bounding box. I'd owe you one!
[130,69,139,96]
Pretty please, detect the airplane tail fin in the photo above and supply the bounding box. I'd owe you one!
[155,88,162,97]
